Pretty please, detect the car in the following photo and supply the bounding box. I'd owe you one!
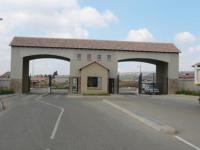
[144,83,159,94]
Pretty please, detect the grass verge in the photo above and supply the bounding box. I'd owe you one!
[176,90,200,96]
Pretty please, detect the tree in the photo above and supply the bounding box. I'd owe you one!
[53,71,58,77]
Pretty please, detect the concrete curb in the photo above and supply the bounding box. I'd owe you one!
[0,94,16,111]
[67,94,125,99]
[103,99,177,135]
[0,94,16,101]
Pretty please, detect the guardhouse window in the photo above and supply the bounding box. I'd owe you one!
[87,54,92,61]
[77,54,81,60]
[97,55,101,61]
[87,76,102,88]
[107,55,111,61]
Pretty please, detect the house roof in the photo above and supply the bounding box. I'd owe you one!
[192,62,200,67]
[0,72,10,79]
[10,37,180,53]
[179,71,194,79]
[79,61,109,71]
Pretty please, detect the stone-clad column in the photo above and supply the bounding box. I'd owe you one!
[156,62,168,94]
[22,58,29,93]
[10,48,23,93]
[167,54,179,94]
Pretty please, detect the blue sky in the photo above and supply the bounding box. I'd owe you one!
[81,0,200,40]
[0,0,200,75]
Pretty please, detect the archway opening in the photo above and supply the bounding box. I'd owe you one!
[22,54,70,94]
[118,58,168,95]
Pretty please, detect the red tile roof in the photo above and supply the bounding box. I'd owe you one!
[179,72,194,79]
[10,37,180,53]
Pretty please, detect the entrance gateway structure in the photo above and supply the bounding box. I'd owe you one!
[10,37,180,94]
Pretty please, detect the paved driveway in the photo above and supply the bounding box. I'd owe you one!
[0,94,199,150]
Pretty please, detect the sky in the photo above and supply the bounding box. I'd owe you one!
[1,0,200,75]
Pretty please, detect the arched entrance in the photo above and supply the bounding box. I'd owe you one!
[10,37,179,94]
[118,58,168,94]
[22,54,70,93]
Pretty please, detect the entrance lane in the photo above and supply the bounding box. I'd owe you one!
[45,95,194,150]
[0,94,197,150]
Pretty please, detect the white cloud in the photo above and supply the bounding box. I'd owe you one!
[80,7,118,27]
[126,28,155,42]
[0,0,118,74]
[188,45,200,53]
[179,45,200,71]
[175,32,197,44]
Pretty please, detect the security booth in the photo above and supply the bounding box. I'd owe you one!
[79,61,109,95]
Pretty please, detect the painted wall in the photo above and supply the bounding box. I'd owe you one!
[178,79,200,91]
[11,46,179,94]
[0,79,10,89]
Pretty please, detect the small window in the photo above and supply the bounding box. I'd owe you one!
[87,76,102,89]
[77,54,81,60]
[97,55,101,61]
[107,55,111,61]
[87,54,92,61]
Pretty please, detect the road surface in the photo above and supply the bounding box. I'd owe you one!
[0,94,199,150]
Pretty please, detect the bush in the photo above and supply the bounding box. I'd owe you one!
[176,90,200,96]
[0,89,15,95]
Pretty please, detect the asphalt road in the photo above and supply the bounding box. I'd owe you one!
[0,94,199,150]
[107,94,200,147]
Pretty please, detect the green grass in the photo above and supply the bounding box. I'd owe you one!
[176,90,200,96]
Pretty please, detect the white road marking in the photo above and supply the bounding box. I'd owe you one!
[175,136,200,150]
[35,94,64,140]
[103,99,200,149]
[102,99,176,134]
[50,107,64,140]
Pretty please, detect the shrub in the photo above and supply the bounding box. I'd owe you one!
[0,88,15,95]
[176,90,200,96]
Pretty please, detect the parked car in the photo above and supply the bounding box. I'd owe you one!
[144,84,159,94]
